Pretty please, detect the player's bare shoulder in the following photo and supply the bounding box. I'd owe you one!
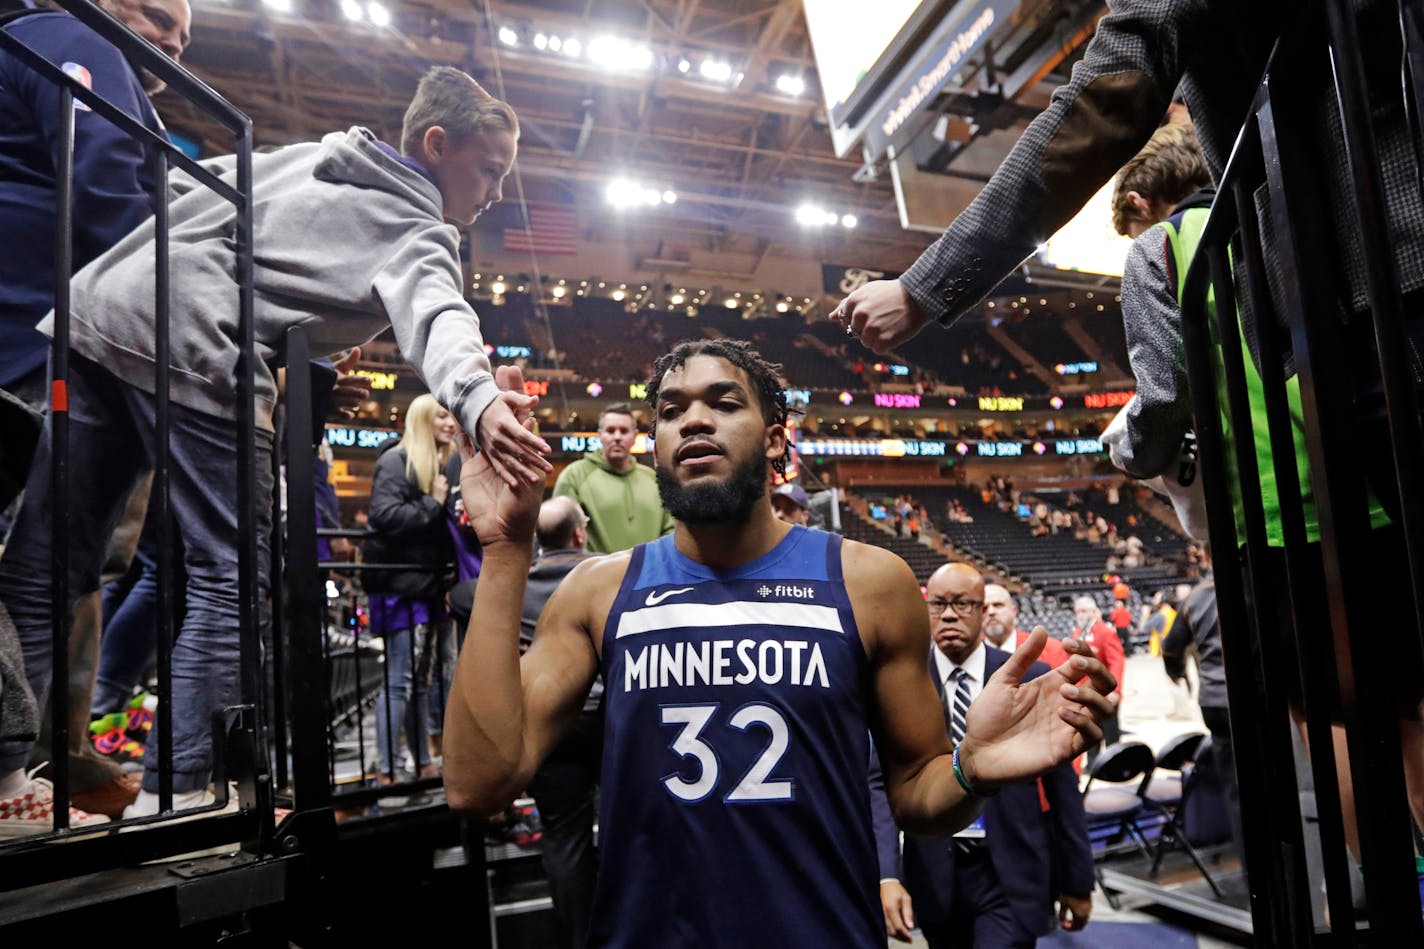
[839,537,926,655]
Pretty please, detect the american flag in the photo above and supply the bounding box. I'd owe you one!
[504,202,579,255]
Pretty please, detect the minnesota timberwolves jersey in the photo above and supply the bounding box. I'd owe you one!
[587,526,883,948]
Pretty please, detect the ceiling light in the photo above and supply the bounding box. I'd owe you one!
[700,59,733,82]
[678,58,691,73]
[589,36,653,71]
[498,26,519,46]
[261,0,292,12]
[339,0,362,21]
[534,32,548,50]
[490,280,506,294]
[724,298,738,309]
[775,300,789,313]
[366,1,389,26]
[840,213,858,228]
[564,37,582,57]
[548,35,562,52]
[642,187,661,205]
[775,74,805,96]
[612,289,626,301]
[662,190,677,205]
[670,293,684,305]
[551,286,566,299]
[795,204,827,227]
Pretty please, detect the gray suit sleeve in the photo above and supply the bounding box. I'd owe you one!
[899,0,1199,324]
[1119,227,1192,478]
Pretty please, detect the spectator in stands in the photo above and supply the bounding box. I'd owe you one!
[871,564,1094,947]
[1142,592,1179,659]
[363,394,458,785]
[553,403,671,553]
[1109,591,1136,655]
[0,66,551,830]
[983,583,1068,668]
[770,483,811,527]
[1071,596,1126,762]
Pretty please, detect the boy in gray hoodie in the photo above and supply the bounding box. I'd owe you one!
[0,66,551,830]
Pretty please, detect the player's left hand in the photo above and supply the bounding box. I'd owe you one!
[957,627,1118,791]
[1057,892,1092,930]
[832,278,929,353]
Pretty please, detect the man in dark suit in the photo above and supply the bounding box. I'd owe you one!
[871,562,1094,947]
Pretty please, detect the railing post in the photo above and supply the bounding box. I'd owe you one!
[283,327,332,809]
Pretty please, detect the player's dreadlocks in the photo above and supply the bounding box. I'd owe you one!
[645,338,793,476]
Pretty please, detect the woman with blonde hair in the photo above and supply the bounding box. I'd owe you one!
[364,393,459,784]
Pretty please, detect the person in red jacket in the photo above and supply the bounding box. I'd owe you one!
[1072,596,1126,764]
[983,583,1070,669]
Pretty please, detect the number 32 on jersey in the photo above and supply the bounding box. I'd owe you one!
[660,703,794,803]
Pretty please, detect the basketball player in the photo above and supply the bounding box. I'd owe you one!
[445,340,1118,948]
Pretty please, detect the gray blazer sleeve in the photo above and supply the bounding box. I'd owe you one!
[1118,227,1192,478]
[899,0,1200,324]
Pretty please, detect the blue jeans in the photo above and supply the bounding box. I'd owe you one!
[0,356,272,793]
[91,510,163,717]
[374,621,454,774]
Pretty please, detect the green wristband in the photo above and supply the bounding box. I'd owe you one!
[953,745,997,798]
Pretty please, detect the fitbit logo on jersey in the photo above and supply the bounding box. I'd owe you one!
[623,639,830,692]
[758,584,814,599]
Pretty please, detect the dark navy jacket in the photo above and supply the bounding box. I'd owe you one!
[0,10,163,387]
[869,645,1095,935]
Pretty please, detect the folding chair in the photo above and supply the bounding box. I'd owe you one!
[1142,732,1222,897]
[1082,741,1156,908]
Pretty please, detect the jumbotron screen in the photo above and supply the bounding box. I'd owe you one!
[803,0,925,119]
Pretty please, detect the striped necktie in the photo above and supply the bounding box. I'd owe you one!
[947,667,971,746]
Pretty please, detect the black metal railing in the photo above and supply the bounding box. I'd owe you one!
[0,0,262,885]
[1180,2,1424,943]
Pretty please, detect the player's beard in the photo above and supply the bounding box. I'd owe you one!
[656,450,767,526]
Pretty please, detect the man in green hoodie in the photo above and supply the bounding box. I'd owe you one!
[553,403,672,554]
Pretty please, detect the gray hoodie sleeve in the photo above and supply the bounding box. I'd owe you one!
[372,224,499,437]
[1119,226,1191,478]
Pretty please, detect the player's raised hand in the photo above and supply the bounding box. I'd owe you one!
[458,419,542,549]
[956,627,1118,790]
[477,364,553,488]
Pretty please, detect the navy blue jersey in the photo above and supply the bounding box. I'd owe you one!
[0,11,163,387]
[589,526,883,949]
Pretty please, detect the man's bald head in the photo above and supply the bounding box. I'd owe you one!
[536,496,587,551]
[925,562,986,664]
[982,582,1018,649]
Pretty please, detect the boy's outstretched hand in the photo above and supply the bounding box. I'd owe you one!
[477,365,553,488]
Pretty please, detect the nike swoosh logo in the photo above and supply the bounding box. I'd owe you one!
[645,587,694,606]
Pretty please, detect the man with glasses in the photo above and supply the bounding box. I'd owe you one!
[873,562,1094,947]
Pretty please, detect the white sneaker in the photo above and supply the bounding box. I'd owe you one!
[0,765,110,839]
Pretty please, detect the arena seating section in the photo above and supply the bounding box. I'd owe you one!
[842,484,1184,636]
[483,296,1120,398]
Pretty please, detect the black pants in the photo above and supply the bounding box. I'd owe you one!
[525,706,602,949]
[1201,704,1246,863]
[920,846,1036,949]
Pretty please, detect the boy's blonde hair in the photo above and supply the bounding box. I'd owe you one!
[400,66,519,155]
